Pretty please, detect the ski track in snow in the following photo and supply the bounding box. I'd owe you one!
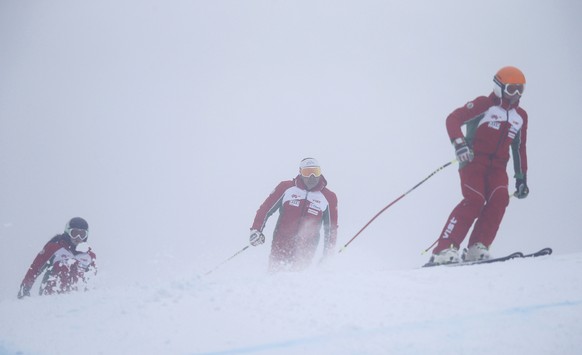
[193,300,582,355]
[191,300,582,355]
[1,252,582,355]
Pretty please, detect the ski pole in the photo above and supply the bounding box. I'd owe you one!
[339,160,457,253]
[204,245,250,275]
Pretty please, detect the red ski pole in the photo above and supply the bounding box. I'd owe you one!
[339,160,456,253]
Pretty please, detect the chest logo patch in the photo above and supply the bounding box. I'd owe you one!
[488,121,501,130]
[307,208,319,216]
[290,200,300,207]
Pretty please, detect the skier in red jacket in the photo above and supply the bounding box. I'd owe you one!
[17,217,97,298]
[430,66,530,264]
[249,158,338,272]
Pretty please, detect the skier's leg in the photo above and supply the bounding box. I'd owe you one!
[434,163,486,253]
[468,168,509,247]
[268,236,293,272]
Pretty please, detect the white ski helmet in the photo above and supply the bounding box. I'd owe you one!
[299,157,319,169]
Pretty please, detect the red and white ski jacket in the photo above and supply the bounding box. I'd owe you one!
[446,92,528,178]
[251,175,338,266]
[19,234,97,296]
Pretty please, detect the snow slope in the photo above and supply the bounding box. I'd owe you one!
[2,0,582,354]
[1,250,581,355]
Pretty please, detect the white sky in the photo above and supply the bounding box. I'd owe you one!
[1,0,582,298]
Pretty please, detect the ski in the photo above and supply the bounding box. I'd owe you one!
[521,247,553,258]
[422,247,552,268]
[444,251,524,267]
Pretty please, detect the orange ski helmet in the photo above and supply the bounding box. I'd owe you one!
[493,66,526,97]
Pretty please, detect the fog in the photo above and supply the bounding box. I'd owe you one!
[1,0,581,300]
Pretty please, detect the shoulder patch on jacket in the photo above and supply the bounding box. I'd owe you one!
[465,101,474,109]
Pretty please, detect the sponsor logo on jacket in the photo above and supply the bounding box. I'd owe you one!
[442,217,457,239]
[307,208,319,216]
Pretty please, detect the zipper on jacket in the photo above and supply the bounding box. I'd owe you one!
[295,191,310,233]
[489,108,511,167]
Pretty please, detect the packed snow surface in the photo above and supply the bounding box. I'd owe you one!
[1,251,581,355]
[2,0,582,354]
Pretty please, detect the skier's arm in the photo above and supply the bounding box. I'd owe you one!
[18,241,60,298]
[87,250,98,275]
[250,181,294,232]
[446,96,491,142]
[512,108,529,198]
[511,108,528,179]
[322,189,338,257]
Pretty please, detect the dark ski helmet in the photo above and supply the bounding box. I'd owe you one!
[65,217,89,241]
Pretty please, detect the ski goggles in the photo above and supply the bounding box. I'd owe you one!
[300,166,321,177]
[67,228,88,241]
[503,83,525,96]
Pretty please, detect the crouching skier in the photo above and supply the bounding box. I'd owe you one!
[17,217,97,299]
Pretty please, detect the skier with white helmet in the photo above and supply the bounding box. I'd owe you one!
[429,66,529,264]
[249,158,338,272]
[17,217,97,298]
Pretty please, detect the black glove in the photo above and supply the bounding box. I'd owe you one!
[17,284,31,299]
[453,138,474,163]
[514,178,529,199]
[249,230,265,246]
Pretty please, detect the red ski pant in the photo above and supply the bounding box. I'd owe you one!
[269,232,319,272]
[435,162,509,253]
